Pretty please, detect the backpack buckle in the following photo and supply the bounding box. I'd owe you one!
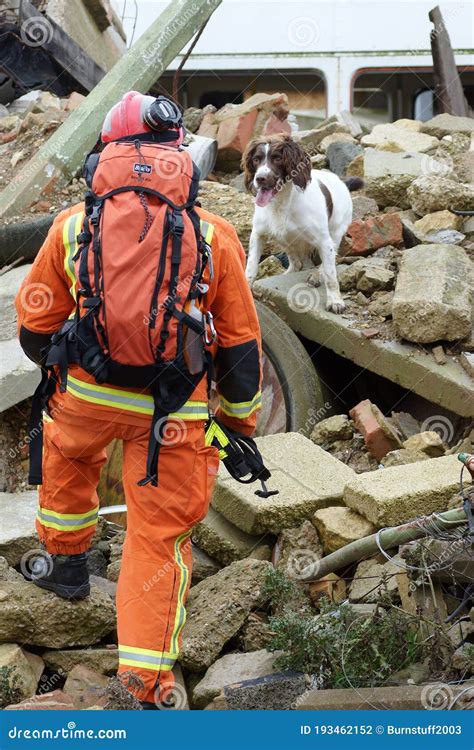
[169,211,184,236]
[90,204,101,226]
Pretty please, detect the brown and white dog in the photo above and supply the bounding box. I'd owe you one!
[242,134,362,313]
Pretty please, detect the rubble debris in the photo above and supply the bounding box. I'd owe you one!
[403,431,446,457]
[0,581,116,648]
[349,399,402,462]
[343,454,466,527]
[0,644,43,707]
[192,506,272,566]
[310,414,354,445]
[326,141,363,178]
[296,684,470,710]
[392,244,472,343]
[212,433,354,535]
[348,557,401,602]
[363,148,449,208]
[432,345,447,365]
[421,113,474,139]
[346,213,403,256]
[308,574,346,605]
[361,123,439,153]
[312,507,375,554]
[238,612,273,652]
[192,649,280,708]
[407,175,474,215]
[351,195,379,221]
[0,492,38,566]
[206,672,309,711]
[63,664,108,709]
[460,352,474,379]
[191,545,221,584]
[42,648,118,677]
[414,209,463,235]
[272,521,322,575]
[4,689,75,711]
[256,255,285,280]
[294,122,350,153]
[180,559,271,671]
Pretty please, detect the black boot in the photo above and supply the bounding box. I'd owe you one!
[31,552,90,600]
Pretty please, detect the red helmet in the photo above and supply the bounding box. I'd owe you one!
[101,91,184,145]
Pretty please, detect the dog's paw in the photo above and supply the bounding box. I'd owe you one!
[326,298,346,314]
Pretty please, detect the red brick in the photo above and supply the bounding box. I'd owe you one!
[349,399,401,461]
[347,213,403,256]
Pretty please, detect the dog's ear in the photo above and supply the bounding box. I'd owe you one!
[280,137,312,190]
[241,139,261,192]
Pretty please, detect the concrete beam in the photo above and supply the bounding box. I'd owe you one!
[254,271,473,418]
[0,0,222,219]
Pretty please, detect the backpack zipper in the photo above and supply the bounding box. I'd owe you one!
[148,211,170,357]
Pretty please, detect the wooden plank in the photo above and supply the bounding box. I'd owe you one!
[429,5,469,117]
[19,0,105,92]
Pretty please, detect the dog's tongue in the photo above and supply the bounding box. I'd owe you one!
[255,188,274,207]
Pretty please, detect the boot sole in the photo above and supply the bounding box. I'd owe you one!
[33,578,90,600]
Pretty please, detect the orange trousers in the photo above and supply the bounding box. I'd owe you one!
[37,390,219,702]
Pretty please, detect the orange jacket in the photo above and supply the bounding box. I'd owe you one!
[16,202,262,435]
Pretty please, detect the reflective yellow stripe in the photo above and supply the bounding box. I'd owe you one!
[67,375,208,419]
[118,644,177,672]
[170,531,192,655]
[118,658,173,672]
[37,504,99,532]
[200,219,214,245]
[63,211,84,301]
[219,391,262,419]
[205,420,229,459]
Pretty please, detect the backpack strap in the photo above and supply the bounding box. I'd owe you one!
[137,400,169,487]
[27,366,59,485]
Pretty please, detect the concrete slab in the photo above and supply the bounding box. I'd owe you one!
[254,271,473,417]
[0,491,38,566]
[212,433,354,535]
[0,339,40,412]
[193,506,271,566]
[296,683,472,710]
[0,265,31,341]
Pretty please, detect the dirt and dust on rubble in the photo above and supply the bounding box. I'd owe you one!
[0,87,473,711]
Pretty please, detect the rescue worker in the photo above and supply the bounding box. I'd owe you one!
[15,92,262,708]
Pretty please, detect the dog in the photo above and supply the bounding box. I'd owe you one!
[242,134,363,313]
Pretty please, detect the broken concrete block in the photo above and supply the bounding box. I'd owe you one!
[64,664,108,709]
[421,113,474,139]
[193,506,271,566]
[367,291,394,318]
[320,110,363,137]
[403,432,446,457]
[347,214,403,256]
[256,255,284,280]
[392,244,472,343]
[349,557,401,602]
[0,644,42,707]
[344,455,466,526]
[407,175,474,214]
[320,131,355,154]
[0,491,38,566]
[191,544,220,584]
[460,352,474,379]
[208,672,309,710]
[180,559,271,671]
[0,340,41,412]
[351,195,379,221]
[312,507,375,554]
[356,266,395,294]
[310,414,354,445]
[294,122,350,153]
[193,649,280,708]
[4,689,75,710]
[273,521,322,577]
[42,648,119,676]
[349,400,402,462]
[382,448,430,467]
[361,123,439,153]
[0,557,23,582]
[452,644,474,675]
[212,433,355,535]
[238,613,272,652]
[414,210,463,235]
[0,581,116,648]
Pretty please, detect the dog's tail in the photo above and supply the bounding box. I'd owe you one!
[344,177,364,192]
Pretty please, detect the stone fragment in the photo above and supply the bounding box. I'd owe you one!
[193,649,280,708]
[407,175,474,214]
[294,123,350,153]
[392,244,472,343]
[349,557,401,602]
[367,291,394,318]
[421,113,474,139]
[414,210,463,235]
[0,644,42,707]
[460,352,474,379]
[0,491,38,566]
[319,132,356,153]
[295,684,471,710]
[0,557,23,582]
[351,195,379,221]
[64,92,86,111]
[319,110,363,137]
[64,664,108,709]
[326,141,363,176]
[344,455,465,526]
[361,123,439,153]
[208,672,309,710]
[180,559,271,671]
[0,580,116,648]
[0,115,20,132]
[4,689,75,710]
[403,432,446,457]
[349,400,402,462]
[191,545,220,584]
[432,345,447,365]
[238,613,272,652]
[382,448,431,467]
[425,229,465,245]
[310,414,354,445]
[192,506,271,566]
[312,507,375,554]
[273,521,322,577]
[308,574,346,605]
[212,433,354,534]
[452,645,474,674]
[42,647,119,676]
[256,255,284,280]
[356,266,395,294]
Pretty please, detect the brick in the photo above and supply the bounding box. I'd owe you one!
[392,244,472,343]
[349,400,402,462]
[344,454,465,527]
[212,433,355,534]
[347,213,403,256]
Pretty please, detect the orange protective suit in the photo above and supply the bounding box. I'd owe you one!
[16,203,262,702]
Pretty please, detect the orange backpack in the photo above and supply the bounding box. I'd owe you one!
[41,140,213,486]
